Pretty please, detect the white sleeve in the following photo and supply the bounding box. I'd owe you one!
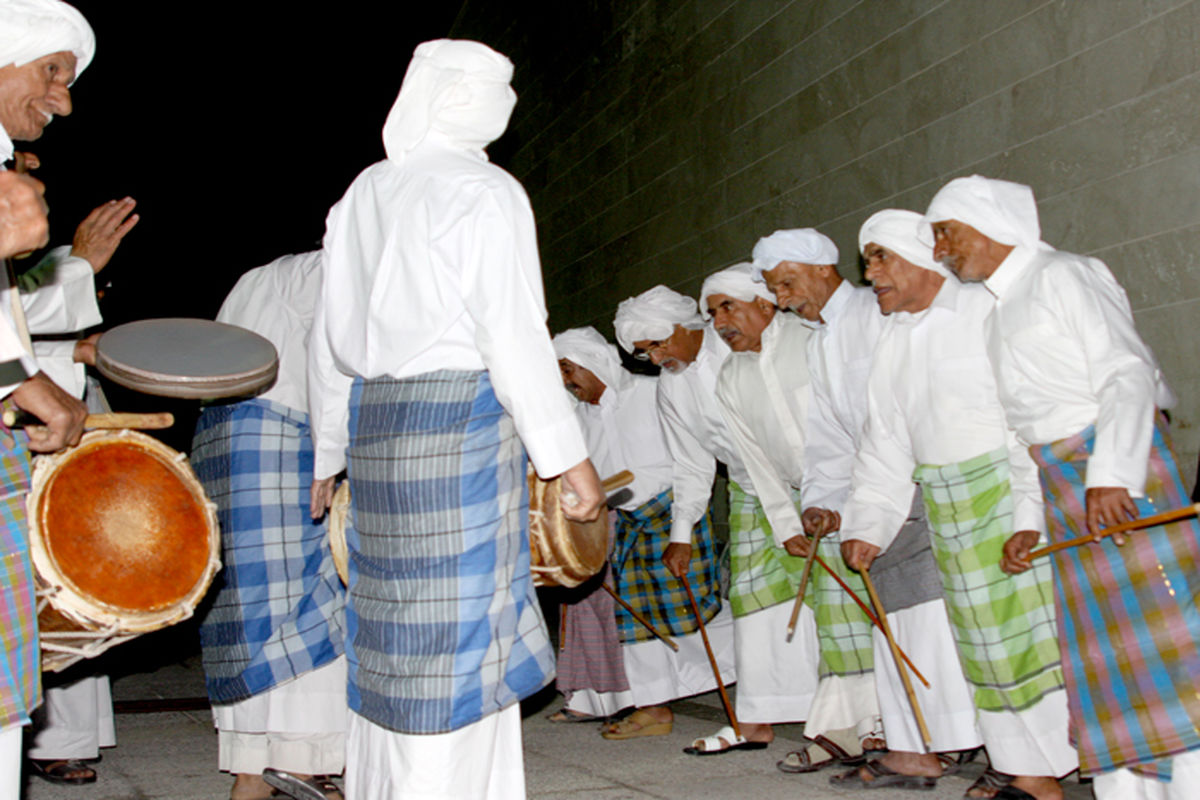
[31,340,85,398]
[1007,427,1047,538]
[658,380,717,545]
[308,286,353,480]
[801,369,853,516]
[17,246,101,334]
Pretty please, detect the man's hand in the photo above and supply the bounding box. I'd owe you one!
[662,541,691,577]
[71,197,139,273]
[1085,486,1137,545]
[559,458,603,523]
[0,171,48,259]
[72,332,101,366]
[841,539,880,572]
[783,533,813,558]
[802,506,840,537]
[310,476,336,519]
[1000,530,1041,574]
[10,371,86,452]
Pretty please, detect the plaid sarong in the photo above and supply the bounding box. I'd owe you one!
[556,562,630,694]
[192,398,346,704]
[0,427,36,730]
[1031,419,1200,779]
[611,489,719,643]
[726,480,808,617]
[345,370,554,734]
[812,537,874,679]
[914,447,1064,713]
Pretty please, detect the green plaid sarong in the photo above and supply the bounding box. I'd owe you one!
[914,447,1065,713]
[726,481,807,617]
[812,536,874,679]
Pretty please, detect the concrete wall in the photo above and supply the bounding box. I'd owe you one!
[454,0,1200,483]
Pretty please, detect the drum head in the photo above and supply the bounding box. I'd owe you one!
[95,318,279,399]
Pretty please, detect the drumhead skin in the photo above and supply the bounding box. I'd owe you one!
[95,318,279,399]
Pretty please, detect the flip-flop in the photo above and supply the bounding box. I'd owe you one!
[546,708,605,723]
[683,725,770,756]
[991,788,1038,800]
[600,709,672,739]
[829,759,937,790]
[262,769,342,800]
[776,733,865,773]
[28,758,97,785]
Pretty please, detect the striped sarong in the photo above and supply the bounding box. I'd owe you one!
[192,398,346,704]
[726,480,808,617]
[611,489,719,643]
[1031,419,1200,779]
[556,562,629,694]
[345,370,554,734]
[812,537,874,679]
[914,447,1064,713]
[0,426,35,730]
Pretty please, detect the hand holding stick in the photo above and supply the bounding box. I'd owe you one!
[1030,502,1200,559]
[785,529,822,642]
[3,409,174,430]
[861,567,932,752]
[681,574,740,740]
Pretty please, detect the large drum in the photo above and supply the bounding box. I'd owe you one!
[27,429,221,672]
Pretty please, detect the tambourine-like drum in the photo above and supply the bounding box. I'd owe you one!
[27,430,221,672]
[328,481,352,586]
[95,318,279,399]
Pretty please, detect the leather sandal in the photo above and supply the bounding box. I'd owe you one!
[28,758,97,785]
[262,769,342,800]
[599,708,672,740]
[829,759,937,790]
[776,733,865,773]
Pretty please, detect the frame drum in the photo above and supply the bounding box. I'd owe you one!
[95,318,279,399]
[27,429,221,671]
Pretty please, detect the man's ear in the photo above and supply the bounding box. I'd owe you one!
[755,296,776,315]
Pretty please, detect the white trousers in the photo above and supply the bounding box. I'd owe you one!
[566,604,736,717]
[977,687,1077,777]
[27,675,116,760]
[873,600,982,754]
[733,600,819,724]
[1093,749,1200,800]
[345,705,523,800]
[1,724,22,800]
[213,656,348,775]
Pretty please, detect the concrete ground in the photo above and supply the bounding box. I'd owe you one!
[20,625,1095,800]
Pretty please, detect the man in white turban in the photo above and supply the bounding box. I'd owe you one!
[308,40,602,799]
[928,175,1200,799]
[550,327,733,741]
[841,206,1075,799]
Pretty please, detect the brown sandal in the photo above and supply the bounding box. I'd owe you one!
[776,734,866,773]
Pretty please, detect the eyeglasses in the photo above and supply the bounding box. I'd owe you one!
[631,340,668,361]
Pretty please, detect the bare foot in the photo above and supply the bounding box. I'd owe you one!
[874,750,942,777]
[231,773,274,800]
[1010,775,1063,800]
[631,705,673,724]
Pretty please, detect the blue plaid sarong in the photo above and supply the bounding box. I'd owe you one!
[345,370,554,734]
[193,398,346,704]
[0,427,36,730]
[611,489,719,643]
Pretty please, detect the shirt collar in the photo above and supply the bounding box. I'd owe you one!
[801,279,851,330]
[984,244,1041,299]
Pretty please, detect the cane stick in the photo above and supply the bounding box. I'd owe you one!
[3,410,175,430]
[861,567,933,751]
[558,603,568,652]
[681,575,740,739]
[601,470,634,493]
[785,531,821,643]
[601,583,679,651]
[1030,502,1200,560]
[813,553,930,689]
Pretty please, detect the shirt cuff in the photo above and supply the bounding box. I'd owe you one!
[522,414,588,479]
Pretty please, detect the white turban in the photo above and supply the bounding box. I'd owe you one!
[858,209,948,277]
[552,326,631,394]
[0,0,94,78]
[751,228,839,280]
[612,285,702,353]
[382,39,516,166]
[699,262,776,320]
[920,175,1042,249]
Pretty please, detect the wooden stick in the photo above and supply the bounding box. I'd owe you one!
[862,567,932,751]
[785,532,822,642]
[601,470,634,493]
[681,575,740,740]
[601,582,679,651]
[813,553,930,689]
[558,603,568,652]
[1030,502,1200,559]
[3,410,175,430]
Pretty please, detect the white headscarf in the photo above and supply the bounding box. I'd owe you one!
[751,228,839,281]
[858,209,948,277]
[920,175,1042,249]
[552,327,631,394]
[382,39,516,166]
[0,0,94,77]
[699,262,776,320]
[612,285,702,353]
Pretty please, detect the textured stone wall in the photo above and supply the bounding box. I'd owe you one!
[454,0,1200,483]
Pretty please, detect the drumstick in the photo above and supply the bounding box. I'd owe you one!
[813,552,930,688]
[681,575,740,740]
[861,567,932,751]
[1030,502,1200,559]
[3,410,175,430]
[601,582,679,651]
[601,470,634,493]
[785,531,822,643]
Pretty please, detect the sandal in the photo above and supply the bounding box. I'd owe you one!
[683,725,770,756]
[28,758,97,785]
[262,769,343,800]
[599,709,672,740]
[964,765,1013,799]
[829,759,938,790]
[776,733,865,773]
[937,746,984,777]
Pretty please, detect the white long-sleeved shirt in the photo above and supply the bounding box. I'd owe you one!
[984,245,1174,495]
[657,327,750,544]
[575,373,672,512]
[801,282,886,514]
[217,251,322,415]
[309,139,586,480]
[716,312,813,546]
[841,278,1045,551]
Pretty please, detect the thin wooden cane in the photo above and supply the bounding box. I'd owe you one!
[785,531,821,642]
[861,567,933,751]
[601,582,679,651]
[813,553,930,689]
[681,575,740,740]
[1030,502,1200,560]
[558,603,568,652]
